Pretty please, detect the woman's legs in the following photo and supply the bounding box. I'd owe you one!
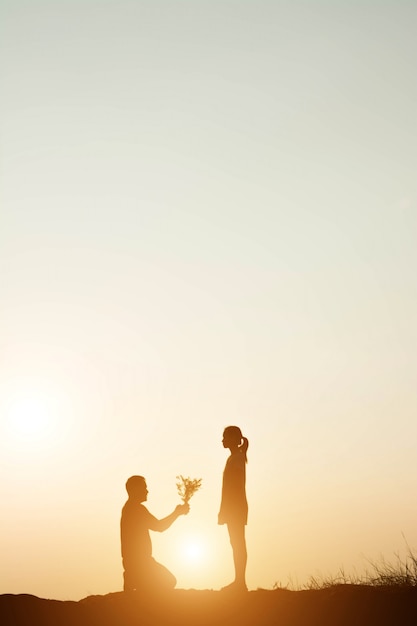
[227,522,247,588]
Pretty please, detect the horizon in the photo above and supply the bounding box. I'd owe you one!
[1,0,416,601]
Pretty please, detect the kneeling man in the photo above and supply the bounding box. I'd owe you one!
[120,475,189,592]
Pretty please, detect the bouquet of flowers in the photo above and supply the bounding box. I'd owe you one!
[176,475,202,503]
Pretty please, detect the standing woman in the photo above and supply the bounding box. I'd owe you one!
[218,425,249,591]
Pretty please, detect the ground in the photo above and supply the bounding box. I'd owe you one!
[1,586,417,626]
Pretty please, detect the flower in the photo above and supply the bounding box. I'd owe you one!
[176,475,202,503]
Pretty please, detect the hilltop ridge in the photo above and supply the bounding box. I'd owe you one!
[1,586,417,626]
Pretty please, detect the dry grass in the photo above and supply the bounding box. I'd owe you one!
[275,542,417,591]
[365,546,417,587]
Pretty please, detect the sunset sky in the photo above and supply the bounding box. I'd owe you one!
[1,0,416,600]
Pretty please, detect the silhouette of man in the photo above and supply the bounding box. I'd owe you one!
[121,475,189,592]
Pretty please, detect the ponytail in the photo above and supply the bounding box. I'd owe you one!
[239,436,249,463]
[223,425,249,462]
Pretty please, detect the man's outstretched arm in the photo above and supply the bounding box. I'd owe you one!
[149,503,189,532]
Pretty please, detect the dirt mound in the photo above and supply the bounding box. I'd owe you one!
[1,586,416,626]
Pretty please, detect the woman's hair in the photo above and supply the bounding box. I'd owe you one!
[224,425,249,463]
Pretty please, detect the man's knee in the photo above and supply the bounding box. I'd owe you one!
[123,570,136,592]
[152,560,177,589]
[123,561,176,592]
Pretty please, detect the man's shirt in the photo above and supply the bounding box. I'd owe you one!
[121,499,158,566]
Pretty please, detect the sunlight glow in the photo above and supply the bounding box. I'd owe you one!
[184,541,204,561]
[3,385,72,452]
[179,537,208,564]
[9,396,51,440]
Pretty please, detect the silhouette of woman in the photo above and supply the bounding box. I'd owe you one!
[218,425,249,591]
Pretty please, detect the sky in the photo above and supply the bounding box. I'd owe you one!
[1,0,416,601]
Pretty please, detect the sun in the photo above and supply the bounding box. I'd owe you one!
[8,395,51,441]
[3,385,72,453]
[183,540,205,562]
[178,535,209,566]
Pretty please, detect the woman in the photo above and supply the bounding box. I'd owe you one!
[218,425,249,591]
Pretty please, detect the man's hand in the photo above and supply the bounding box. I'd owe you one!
[175,503,190,516]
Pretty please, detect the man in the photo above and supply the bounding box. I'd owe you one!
[120,475,189,592]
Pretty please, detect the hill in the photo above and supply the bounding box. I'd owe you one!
[1,587,417,626]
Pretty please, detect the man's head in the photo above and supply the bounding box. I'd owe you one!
[125,475,148,501]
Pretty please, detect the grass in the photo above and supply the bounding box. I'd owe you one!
[274,543,417,591]
[365,547,417,587]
